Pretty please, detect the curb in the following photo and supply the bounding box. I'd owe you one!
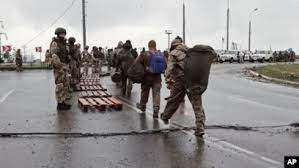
[248,70,299,86]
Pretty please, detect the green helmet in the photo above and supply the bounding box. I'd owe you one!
[68,37,76,44]
[55,27,67,35]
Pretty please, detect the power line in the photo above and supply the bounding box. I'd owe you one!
[22,0,78,47]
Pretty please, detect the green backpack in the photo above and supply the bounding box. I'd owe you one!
[184,45,216,95]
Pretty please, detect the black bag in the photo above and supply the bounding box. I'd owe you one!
[127,61,145,83]
[111,69,121,83]
[184,45,216,95]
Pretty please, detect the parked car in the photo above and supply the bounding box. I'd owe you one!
[219,50,238,63]
[253,50,273,62]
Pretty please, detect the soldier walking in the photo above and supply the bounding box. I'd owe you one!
[136,40,166,118]
[115,40,134,97]
[160,37,206,138]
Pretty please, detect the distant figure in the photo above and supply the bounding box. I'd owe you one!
[81,46,92,76]
[132,48,138,59]
[15,49,23,72]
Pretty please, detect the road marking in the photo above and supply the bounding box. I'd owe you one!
[0,89,15,104]
[177,126,282,168]
[228,95,284,111]
[118,96,282,167]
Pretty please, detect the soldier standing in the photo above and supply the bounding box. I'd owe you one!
[107,49,113,71]
[75,43,82,82]
[49,27,71,110]
[68,37,78,89]
[160,37,206,138]
[81,46,91,76]
[15,49,23,72]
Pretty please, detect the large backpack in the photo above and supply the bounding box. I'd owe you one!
[184,45,216,95]
[148,51,166,74]
[127,61,145,83]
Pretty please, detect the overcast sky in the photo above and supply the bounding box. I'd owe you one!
[0,0,299,58]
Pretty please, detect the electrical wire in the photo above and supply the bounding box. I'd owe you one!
[22,0,78,47]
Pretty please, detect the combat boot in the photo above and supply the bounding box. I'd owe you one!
[153,106,160,118]
[194,129,205,138]
[153,110,159,118]
[136,103,146,112]
[160,113,169,124]
[57,102,71,111]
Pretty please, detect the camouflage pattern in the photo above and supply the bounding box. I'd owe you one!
[15,50,23,72]
[162,43,206,135]
[81,50,91,76]
[49,37,70,103]
[69,43,79,86]
[92,48,104,74]
[116,48,134,96]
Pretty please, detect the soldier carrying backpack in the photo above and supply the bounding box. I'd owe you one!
[135,40,166,118]
[160,36,216,138]
[115,40,135,97]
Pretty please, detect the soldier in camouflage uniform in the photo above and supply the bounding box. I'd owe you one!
[115,40,134,97]
[75,43,82,82]
[81,46,91,76]
[68,37,78,89]
[160,37,206,137]
[49,27,71,110]
[15,49,23,72]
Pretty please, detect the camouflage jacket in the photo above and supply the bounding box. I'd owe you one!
[49,37,70,69]
[165,44,188,80]
[81,50,92,63]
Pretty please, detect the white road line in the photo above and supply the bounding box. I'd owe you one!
[228,95,284,111]
[118,96,282,167]
[0,89,15,104]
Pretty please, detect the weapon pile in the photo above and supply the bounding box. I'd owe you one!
[76,74,123,112]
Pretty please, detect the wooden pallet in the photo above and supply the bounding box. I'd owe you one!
[76,85,107,91]
[79,91,112,98]
[78,97,123,111]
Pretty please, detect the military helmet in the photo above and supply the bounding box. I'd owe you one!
[84,46,89,50]
[68,37,76,44]
[171,38,183,47]
[55,27,67,35]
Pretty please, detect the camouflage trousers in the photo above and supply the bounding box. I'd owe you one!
[53,66,69,103]
[162,76,206,134]
[82,62,89,76]
[121,76,133,97]
[139,75,162,112]
[15,64,22,72]
[92,60,102,74]
[70,60,79,85]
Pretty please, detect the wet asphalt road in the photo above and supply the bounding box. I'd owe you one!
[0,63,298,168]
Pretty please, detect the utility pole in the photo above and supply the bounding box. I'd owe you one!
[0,20,3,58]
[182,1,186,44]
[226,0,230,51]
[82,0,87,48]
[165,30,172,51]
[248,8,258,52]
